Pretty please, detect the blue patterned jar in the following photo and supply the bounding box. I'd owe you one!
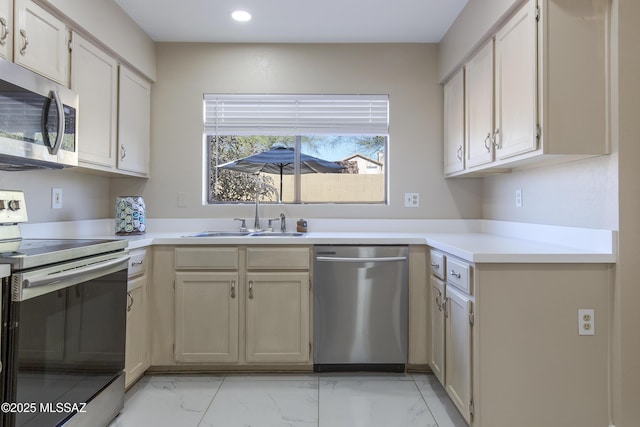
[115,196,146,235]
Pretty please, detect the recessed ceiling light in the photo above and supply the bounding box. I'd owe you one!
[231,10,251,22]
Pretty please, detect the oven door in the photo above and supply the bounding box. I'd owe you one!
[3,253,128,427]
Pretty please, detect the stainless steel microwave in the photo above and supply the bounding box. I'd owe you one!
[0,58,78,170]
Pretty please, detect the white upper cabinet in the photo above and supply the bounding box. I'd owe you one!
[494,0,537,160]
[118,65,151,177]
[464,41,495,169]
[71,32,118,170]
[0,0,12,60]
[14,0,69,85]
[443,68,465,174]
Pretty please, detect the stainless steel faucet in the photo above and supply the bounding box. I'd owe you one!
[280,213,286,232]
[254,181,279,231]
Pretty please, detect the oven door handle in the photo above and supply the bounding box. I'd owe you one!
[23,255,129,290]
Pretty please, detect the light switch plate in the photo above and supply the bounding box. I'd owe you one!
[52,188,62,209]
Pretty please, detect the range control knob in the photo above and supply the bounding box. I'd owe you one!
[0,200,5,210]
[8,200,20,211]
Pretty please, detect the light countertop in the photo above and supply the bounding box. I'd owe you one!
[18,219,617,264]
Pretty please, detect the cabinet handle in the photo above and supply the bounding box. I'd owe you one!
[230,280,236,299]
[435,289,442,312]
[493,128,501,149]
[248,280,254,299]
[442,296,449,318]
[484,133,491,152]
[131,260,143,266]
[450,270,462,279]
[430,262,439,268]
[0,18,8,46]
[456,145,463,162]
[120,144,126,160]
[19,29,28,56]
[127,291,134,312]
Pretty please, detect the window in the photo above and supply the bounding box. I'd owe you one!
[204,94,389,204]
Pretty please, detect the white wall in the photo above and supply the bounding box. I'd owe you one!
[111,43,483,220]
[0,169,110,223]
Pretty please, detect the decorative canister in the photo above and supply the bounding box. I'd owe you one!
[115,196,146,235]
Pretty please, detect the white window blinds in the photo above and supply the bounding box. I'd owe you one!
[204,94,389,135]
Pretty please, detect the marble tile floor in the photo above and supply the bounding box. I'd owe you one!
[109,373,468,427]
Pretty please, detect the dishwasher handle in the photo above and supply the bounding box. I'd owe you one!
[316,256,407,263]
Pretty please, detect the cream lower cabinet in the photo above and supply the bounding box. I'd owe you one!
[245,272,310,363]
[125,249,150,388]
[430,277,445,384]
[444,284,473,424]
[174,271,239,363]
[172,246,311,366]
[429,248,612,427]
[429,250,474,424]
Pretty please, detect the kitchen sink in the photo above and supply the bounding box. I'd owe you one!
[185,231,253,237]
[184,231,305,237]
[249,231,305,237]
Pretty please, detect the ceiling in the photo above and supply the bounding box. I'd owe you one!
[114,0,469,43]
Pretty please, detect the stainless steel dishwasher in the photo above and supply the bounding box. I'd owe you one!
[313,245,409,372]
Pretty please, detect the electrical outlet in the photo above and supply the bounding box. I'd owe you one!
[515,189,523,208]
[404,193,419,208]
[52,188,62,209]
[578,308,595,336]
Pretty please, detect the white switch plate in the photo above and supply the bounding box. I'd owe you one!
[515,189,523,208]
[578,308,595,335]
[404,193,419,208]
[177,191,187,208]
[52,188,62,209]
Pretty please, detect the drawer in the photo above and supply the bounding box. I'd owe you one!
[446,257,472,294]
[430,250,445,279]
[128,249,147,278]
[175,247,238,269]
[247,247,310,270]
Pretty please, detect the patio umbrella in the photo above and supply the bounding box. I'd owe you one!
[217,146,345,201]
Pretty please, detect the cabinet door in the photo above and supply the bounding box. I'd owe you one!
[246,272,310,363]
[175,272,239,363]
[465,40,494,168]
[430,277,446,385]
[444,68,465,174]
[14,0,69,85]
[118,66,151,176]
[125,276,148,387]
[445,285,473,424]
[494,0,537,160]
[71,32,118,169]
[0,0,12,60]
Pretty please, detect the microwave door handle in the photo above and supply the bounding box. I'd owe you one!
[49,90,65,155]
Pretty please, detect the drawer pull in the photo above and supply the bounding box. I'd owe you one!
[430,262,440,268]
[450,270,462,279]
[131,260,144,266]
